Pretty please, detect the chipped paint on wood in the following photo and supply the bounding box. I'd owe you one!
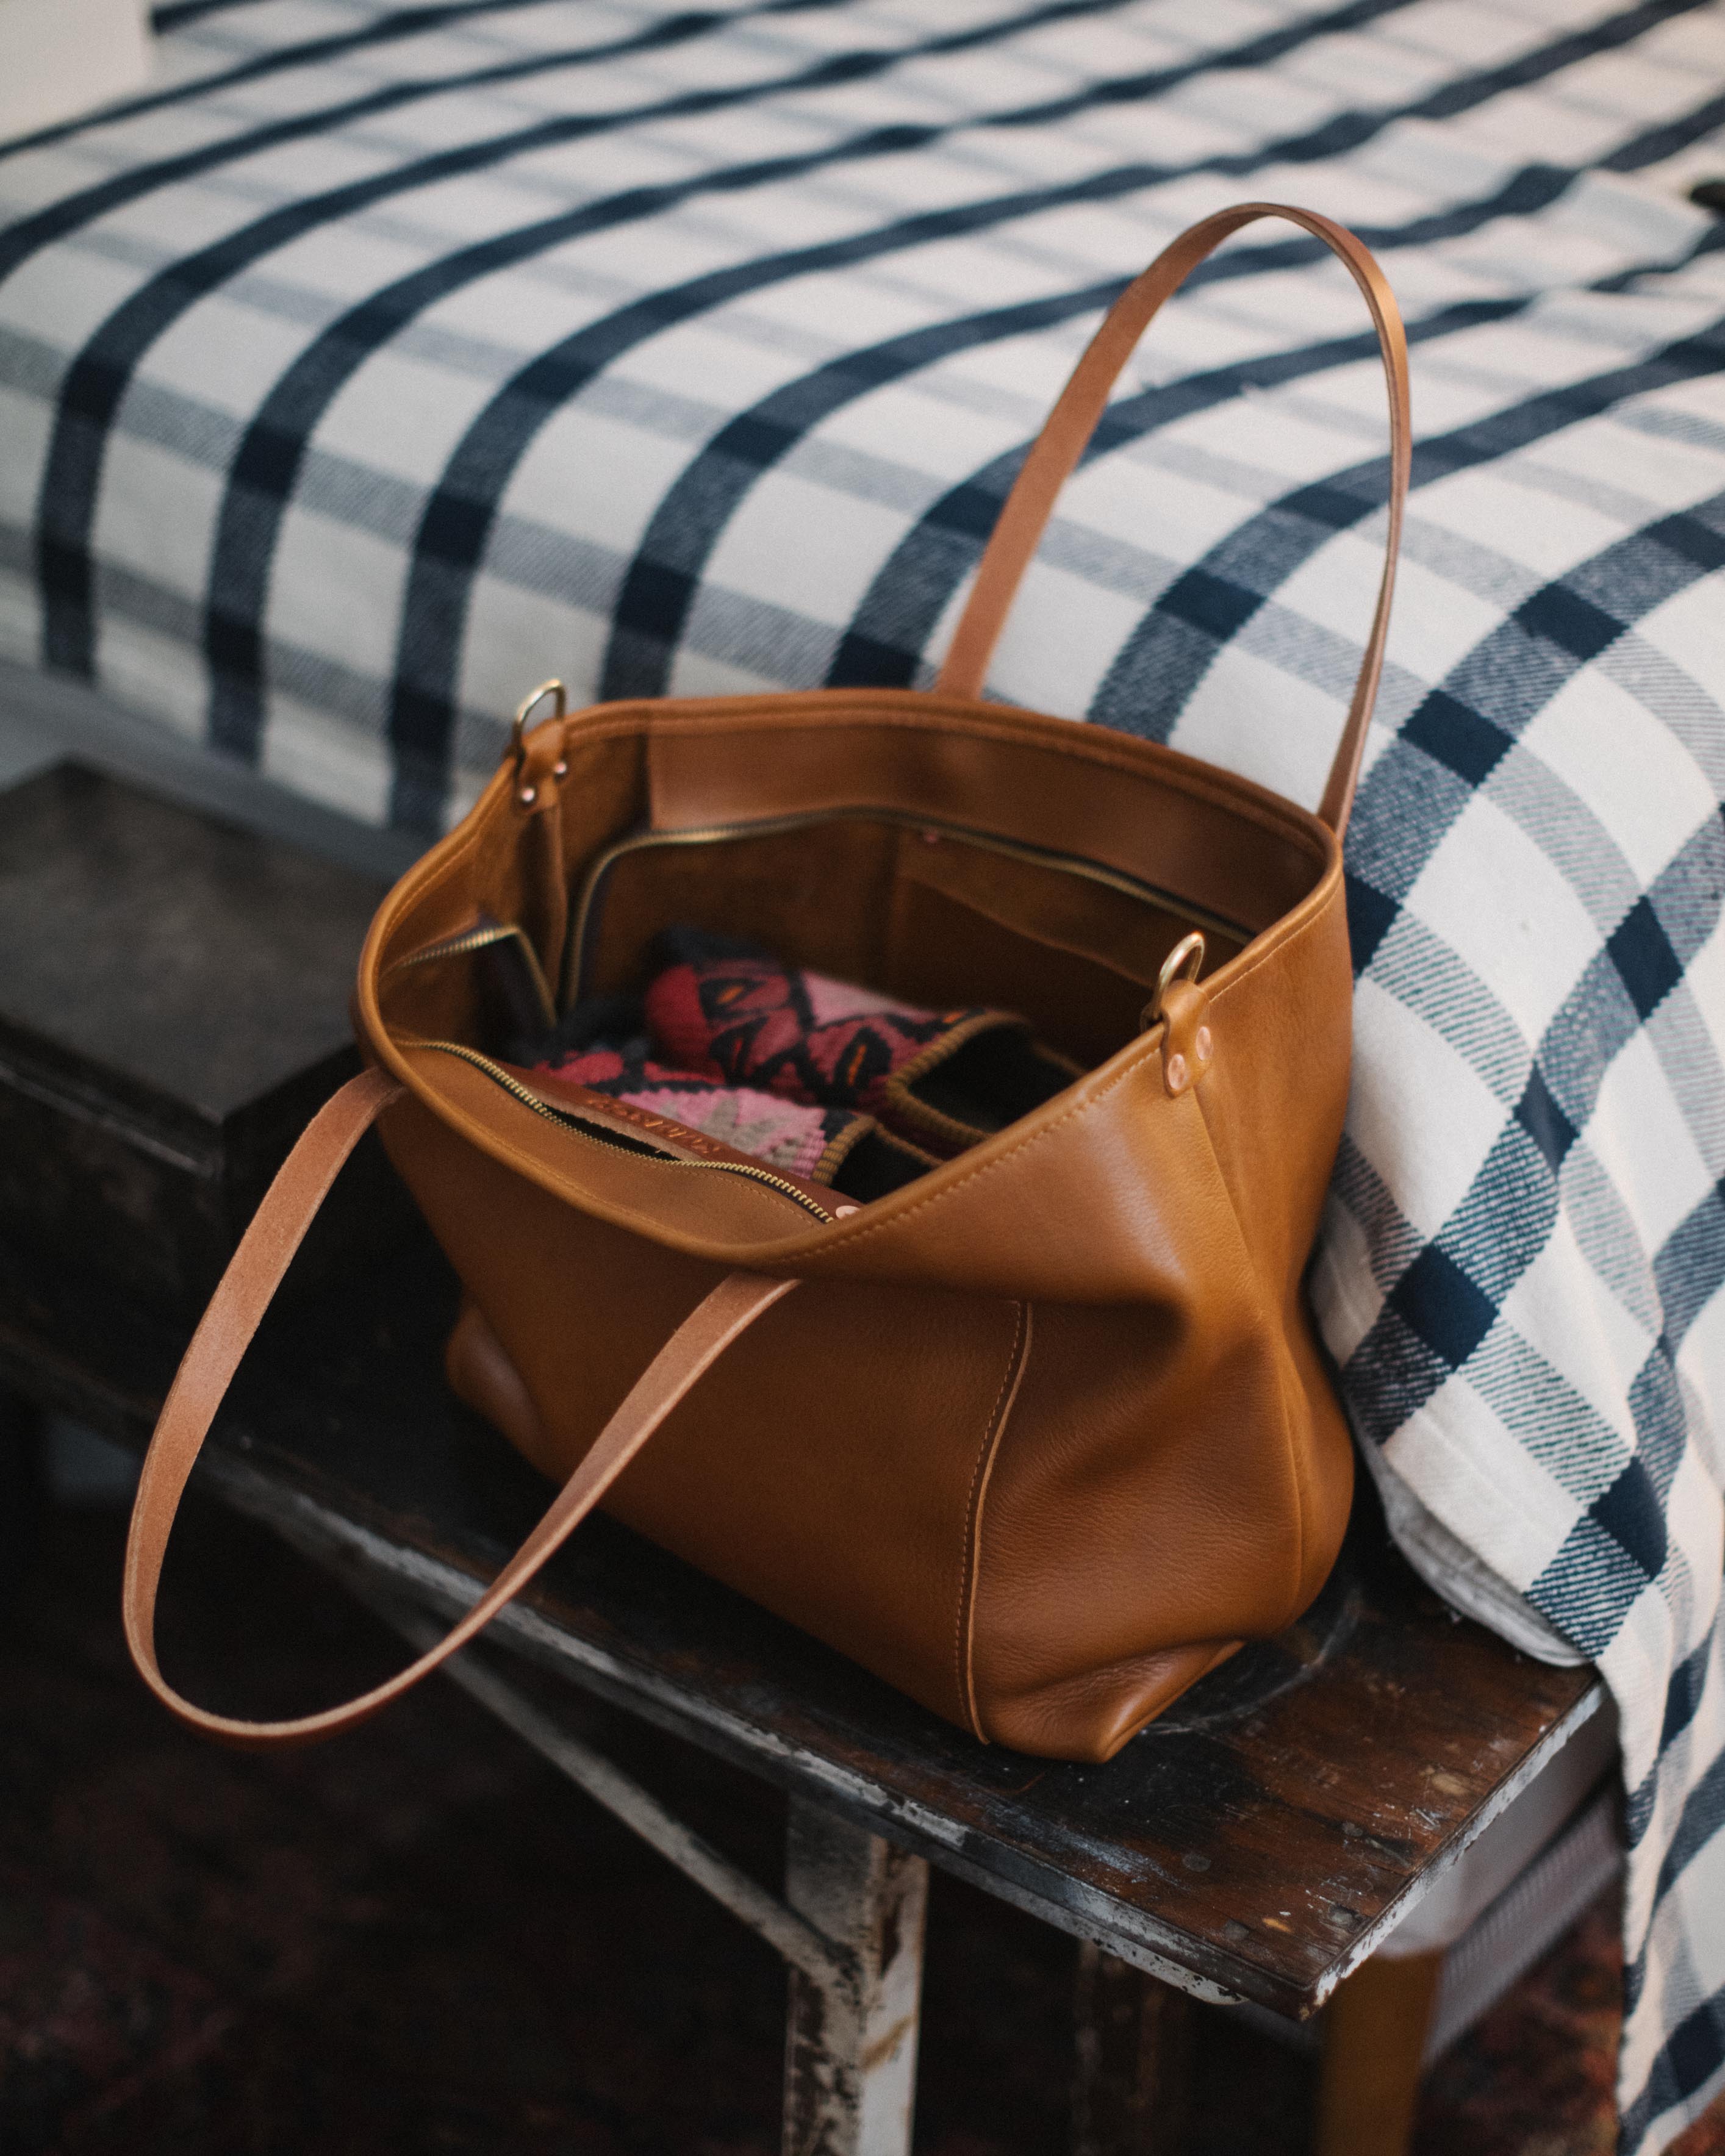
[783,1801,928,2156]
[0,1222,1600,2022]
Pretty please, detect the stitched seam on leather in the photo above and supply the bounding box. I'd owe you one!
[956,1302,1030,1742]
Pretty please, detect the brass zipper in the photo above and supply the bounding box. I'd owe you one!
[389,923,525,969]
[387,920,557,1028]
[562,807,1252,1011]
[415,1039,835,1224]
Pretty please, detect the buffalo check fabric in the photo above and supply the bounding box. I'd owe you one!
[2,0,1723,2142]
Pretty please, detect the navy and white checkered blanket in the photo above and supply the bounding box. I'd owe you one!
[2,1,1722,2141]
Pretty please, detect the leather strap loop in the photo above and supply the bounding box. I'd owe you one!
[122,1066,797,1752]
[935,202,1411,839]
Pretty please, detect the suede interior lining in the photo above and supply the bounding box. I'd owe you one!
[572,814,1248,1070]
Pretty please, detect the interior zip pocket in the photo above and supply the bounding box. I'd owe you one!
[414,1039,836,1224]
[562,808,1253,1014]
[387,917,558,1034]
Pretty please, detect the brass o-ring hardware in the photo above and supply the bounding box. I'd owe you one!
[510,679,567,770]
[1141,931,1207,1031]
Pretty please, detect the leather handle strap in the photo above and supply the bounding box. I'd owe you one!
[122,1067,797,1752]
[935,201,1411,839]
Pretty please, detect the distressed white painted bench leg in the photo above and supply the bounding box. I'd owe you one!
[782,1800,928,2156]
[330,1566,930,2156]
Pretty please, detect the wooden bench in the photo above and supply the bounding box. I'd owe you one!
[0,732,1607,2156]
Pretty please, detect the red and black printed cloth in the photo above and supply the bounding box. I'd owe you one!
[526,930,1075,1202]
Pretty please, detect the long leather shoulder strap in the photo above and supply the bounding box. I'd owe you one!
[935,201,1411,839]
[122,1066,796,1752]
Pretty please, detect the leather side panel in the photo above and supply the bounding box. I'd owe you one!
[384,1092,1019,1733]
[1194,872,1357,1625]
[1200,875,1353,1296]
[967,1288,1305,1758]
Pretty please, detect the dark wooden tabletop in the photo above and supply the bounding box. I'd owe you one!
[0,1208,1600,2024]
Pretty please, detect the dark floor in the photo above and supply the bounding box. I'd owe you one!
[2,1484,1723,2156]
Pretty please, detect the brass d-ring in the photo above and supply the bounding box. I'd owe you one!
[511,679,567,767]
[1141,931,1206,1030]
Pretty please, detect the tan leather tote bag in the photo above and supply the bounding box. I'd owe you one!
[124,203,1410,1763]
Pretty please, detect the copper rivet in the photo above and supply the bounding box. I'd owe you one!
[834,1205,859,1218]
[920,829,940,846]
[1166,1053,1188,1092]
[518,786,536,806]
[1196,1025,1212,1061]
[553,760,568,778]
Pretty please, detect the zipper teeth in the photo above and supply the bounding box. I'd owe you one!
[562,807,1251,1009]
[417,1039,834,1223]
[390,922,556,1028]
[389,923,522,971]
